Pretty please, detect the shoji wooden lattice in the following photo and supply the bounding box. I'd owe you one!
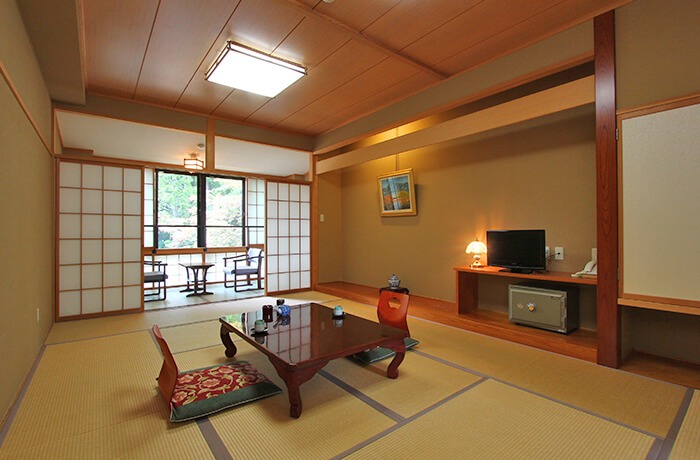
[266,181,311,294]
[57,160,143,319]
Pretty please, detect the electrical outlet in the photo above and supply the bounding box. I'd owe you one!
[545,246,550,258]
[592,248,597,263]
[555,247,564,260]
[320,214,325,222]
[36,308,40,324]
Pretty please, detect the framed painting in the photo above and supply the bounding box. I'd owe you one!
[377,169,416,217]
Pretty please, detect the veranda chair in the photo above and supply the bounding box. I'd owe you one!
[144,260,168,301]
[223,247,264,291]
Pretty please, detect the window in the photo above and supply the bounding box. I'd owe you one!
[150,170,248,249]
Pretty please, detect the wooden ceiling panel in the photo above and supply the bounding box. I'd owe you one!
[226,0,305,55]
[210,90,273,122]
[434,0,629,75]
[278,58,421,132]
[362,0,483,55]
[309,0,403,32]
[241,40,388,127]
[175,0,305,115]
[133,0,238,106]
[273,15,350,69]
[303,72,437,135]
[402,0,560,68]
[83,0,159,97]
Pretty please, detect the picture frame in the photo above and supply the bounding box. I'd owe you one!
[377,168,417,217]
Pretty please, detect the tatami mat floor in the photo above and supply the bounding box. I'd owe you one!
[1,291,698,459]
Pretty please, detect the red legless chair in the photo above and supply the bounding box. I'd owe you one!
[351,290,416,364]
[377,290,411,334]
[151,324,282,422]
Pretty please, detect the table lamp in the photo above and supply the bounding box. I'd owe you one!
[466,239,487,268]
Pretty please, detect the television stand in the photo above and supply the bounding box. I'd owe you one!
[454,265,596,314]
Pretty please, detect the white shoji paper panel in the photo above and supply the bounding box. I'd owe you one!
[103,191,123,214]
[103,215,123,238]
[103,264,123,287]
[59,188,80,213]
[60,162,81,187]
[104,166,123,190]
[103,288,123,312]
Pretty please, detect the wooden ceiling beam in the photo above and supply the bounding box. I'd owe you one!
[279,0,448,81]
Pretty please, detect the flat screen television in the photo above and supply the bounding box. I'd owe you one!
[486,229,546,273]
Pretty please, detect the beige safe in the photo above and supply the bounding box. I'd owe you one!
[508,282,579,334]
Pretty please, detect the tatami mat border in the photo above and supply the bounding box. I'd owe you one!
[658,388,695,459]
[412,349,671,441]
[318,369,405,423]
[197,418,233,460]
[331,378,489,460]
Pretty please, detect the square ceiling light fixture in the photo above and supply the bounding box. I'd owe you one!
[205,41,306,98]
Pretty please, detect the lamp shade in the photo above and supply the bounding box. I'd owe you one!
[466,239,487,268]
[205,41,306,98]
[184,153,204,170]
[466,240,487,255]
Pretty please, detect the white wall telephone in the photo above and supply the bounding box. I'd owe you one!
[573,260,597,277]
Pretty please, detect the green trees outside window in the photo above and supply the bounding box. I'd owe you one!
[153,170,246,249]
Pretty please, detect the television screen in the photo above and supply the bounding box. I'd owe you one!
[486,229,546,273]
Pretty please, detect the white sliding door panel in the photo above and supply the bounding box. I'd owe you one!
[621,98,700,309]
[266,181,311,294]
[57,160,143,319]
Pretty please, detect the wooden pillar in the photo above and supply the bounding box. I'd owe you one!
[205,118,216,171]
[310,154,319,289]
[594,11,620,368]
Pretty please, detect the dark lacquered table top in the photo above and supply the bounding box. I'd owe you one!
[220,302,407,365]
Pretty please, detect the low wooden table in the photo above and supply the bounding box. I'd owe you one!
[219,303,408,418]
[179,262,215,297]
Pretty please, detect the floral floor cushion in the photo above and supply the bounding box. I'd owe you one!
[351,337,420,365]
[170,361,282,422]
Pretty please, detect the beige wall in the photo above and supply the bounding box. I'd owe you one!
[320,106,596,321]
[0,0,55,423]
[616,0,700,111]
[317,170,343,283]
[616,0,700,363]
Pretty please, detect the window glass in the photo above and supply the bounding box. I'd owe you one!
[153,171,246,249]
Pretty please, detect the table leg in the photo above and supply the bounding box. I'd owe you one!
[180,267,194,293]
[269,359,328,418]
[383,338,407,379]
[200,266,213,295]
[219,324,238,358]
[187,268,201,297]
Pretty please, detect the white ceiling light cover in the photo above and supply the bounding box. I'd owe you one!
[205,41,306,98]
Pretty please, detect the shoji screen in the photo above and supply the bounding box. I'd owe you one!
[57,160,143,319]
[266,181,311,294]
[247,178,265,245]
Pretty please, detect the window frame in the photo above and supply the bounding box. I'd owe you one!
[150,169,250,249]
